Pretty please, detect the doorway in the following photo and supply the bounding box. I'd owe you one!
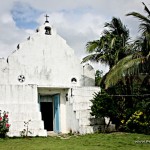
[40,102,53,131]
[39,94,60,133]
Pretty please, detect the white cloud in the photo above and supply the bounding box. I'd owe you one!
[34,11,105,59]
[0,0,150,72]
[0,12,29,57]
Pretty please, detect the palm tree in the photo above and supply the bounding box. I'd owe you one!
[104,2,150,89]
[82,17,130,68]
[127,2,150,57]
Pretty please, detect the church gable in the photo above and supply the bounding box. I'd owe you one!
[3,20,86,86]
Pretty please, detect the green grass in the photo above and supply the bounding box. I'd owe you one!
[0,133,150,150]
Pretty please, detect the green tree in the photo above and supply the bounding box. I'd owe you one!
[82,17,131,68]
[90,3,150,134]
[104,2,150,88]
[82,17,135,132]
[127,2,150,57]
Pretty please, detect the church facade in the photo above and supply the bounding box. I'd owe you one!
[0,19,101,137]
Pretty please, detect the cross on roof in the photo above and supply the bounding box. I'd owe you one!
[45,14,49,23]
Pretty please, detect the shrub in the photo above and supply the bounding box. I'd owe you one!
[90,91,120,132]
[0,110,10,138]
[126,110,150,134]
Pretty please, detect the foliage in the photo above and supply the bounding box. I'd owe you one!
[126,110,150,134]
[20,120,32,138]
[91,82,150,134]
[104,55,142,89]
[95,70,103,86]
[103,2,150,88]
[84,2,150,135]
[90,88,134,132]
[127,2,150,56]
[82,17,131,68]
[91,91,116,118]
[0,110,10,138]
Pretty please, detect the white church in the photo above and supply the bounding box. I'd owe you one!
[0,17,103,137]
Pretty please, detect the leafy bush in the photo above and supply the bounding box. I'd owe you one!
[91,91,122,131]
[0,110,10,138]
[126,110,150,134]
[90,86,150,134]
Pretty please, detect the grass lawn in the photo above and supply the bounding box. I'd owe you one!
[0,133,150,150]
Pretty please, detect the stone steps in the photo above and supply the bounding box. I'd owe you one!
[0,103,40,112]
[72,100,115,134]
[76,110,91,119]
[73,102,92,111]
[7,129,47,137]
[79,125,101,134]
[79,117,104,126]
[8,112,42,122]
[72,100,105,134]
[69,87,115,134]
[9,120,45,131]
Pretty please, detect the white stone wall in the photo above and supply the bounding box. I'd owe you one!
[0,84,47,137]
[82,64,95,86]
[0,58,9,84]
[0,22,96,87]
[0,22,95,87]
[66,86,101,134]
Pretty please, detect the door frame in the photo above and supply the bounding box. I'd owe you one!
[53,94,60,133]
[38,94,60,133]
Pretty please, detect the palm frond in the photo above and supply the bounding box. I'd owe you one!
[139,23,150,34]
[103,29,110,35]
[84,17,130,69]
[82,53,98,63]
[82,53,104,63]
[142,2,150,17]
[110,36,116,48]
[146,51,150,60]
[86,40,99,53]
[104,55,143,88]
[126,12,150,24]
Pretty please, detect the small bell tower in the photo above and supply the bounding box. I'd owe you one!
[44,14,51,35]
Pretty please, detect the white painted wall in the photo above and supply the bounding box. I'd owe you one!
[0,22,95,87]
[66,87,100,134]
[0,84,47,137]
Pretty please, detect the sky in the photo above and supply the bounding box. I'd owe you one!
[0,0,149,73]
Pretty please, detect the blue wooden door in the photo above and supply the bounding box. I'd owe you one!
[54,94,60,133]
